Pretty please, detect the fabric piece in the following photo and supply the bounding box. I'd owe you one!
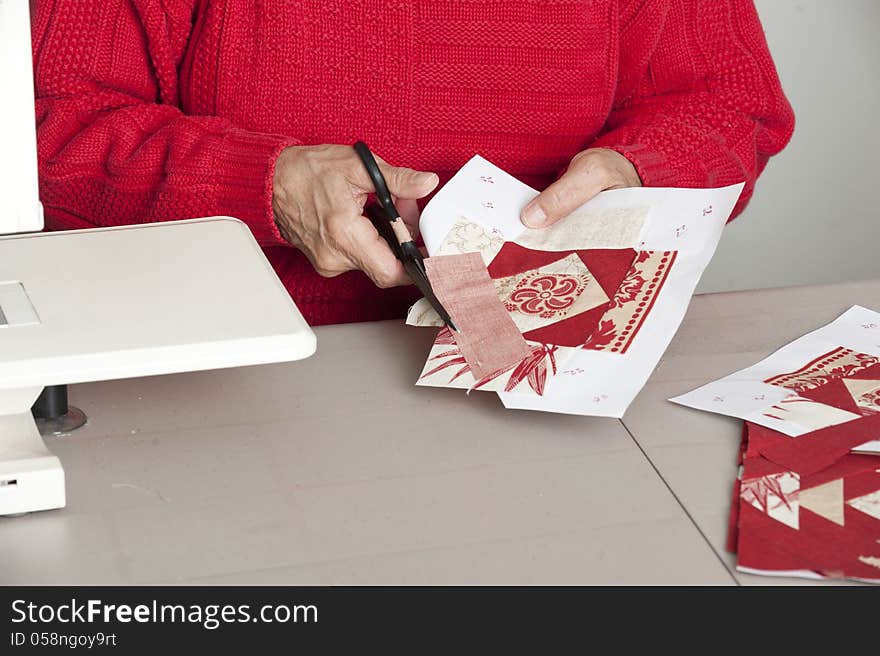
[418,332,568,396]
[493,254,609,334]
[764,347,880,393]
[487,243,636,348]
[736,453,880,581]
[424,253,531,381]
[436,216,505,264]
[852,440,880,455]
[843,378,880,415]
[759,394,862,434]
[730,422,880,582]
[513,207,649,251]
[798,378,864,416]
[583,250,677,353]
[406,297,444,327]
[799,479,844,526]
[741,468,800,530]
[736,501,880,581]
[848,490,880,521]
[793,363,880,419]
[416,241,635,395]
[670,308,880,436]
[746,415,880,477]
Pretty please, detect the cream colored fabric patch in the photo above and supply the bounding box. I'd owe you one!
[858,555,880,570]
[493,254,609,334]
[851,440,880,455]
[848,489,880,521]
[842,378,880,413]
[514,206,649,252]
[800,478,844,526]
[406,297,444,327]
[407,216,504,328]
[761,394,863,433]
[436,215,504,264]
[741,471,800,530]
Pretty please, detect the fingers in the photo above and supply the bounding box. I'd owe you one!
[341,216,411,288]
[306,212,409,288]
[520,148,641,228]
[376,159,439,201]
[272,144,429,290]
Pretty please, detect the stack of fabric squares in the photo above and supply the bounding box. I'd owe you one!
[674,306,880,581]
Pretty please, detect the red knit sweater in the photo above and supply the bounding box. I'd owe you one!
[32,0,793,326]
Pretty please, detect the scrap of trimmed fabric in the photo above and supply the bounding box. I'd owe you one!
[423,252,531,382]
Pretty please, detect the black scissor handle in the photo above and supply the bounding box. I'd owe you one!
[353,141,399,220]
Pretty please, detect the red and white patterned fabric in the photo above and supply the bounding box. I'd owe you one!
[419,243,637,395]
[729,420,880,582]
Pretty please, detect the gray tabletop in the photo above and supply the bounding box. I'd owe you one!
[1,279,877,585]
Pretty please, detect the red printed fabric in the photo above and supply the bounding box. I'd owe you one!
[763,347,880,420]
[583,250,677,355]
[486,243,637,348]
[797,362,880,417]
[729,421,880,581]
[418,245,637,395]
[746,415,880,477]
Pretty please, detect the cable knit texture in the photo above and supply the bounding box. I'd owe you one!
[32,0,794,326]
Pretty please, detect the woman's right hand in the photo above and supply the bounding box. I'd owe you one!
[272,144,439,288]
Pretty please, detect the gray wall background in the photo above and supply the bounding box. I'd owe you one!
[697,0,880,293]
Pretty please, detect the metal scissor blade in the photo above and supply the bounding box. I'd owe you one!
[404,260,458,332]
[364,202,458,332]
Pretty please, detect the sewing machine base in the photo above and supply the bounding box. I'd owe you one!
[0,410,66,516]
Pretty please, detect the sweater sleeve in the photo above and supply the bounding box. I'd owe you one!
[32,0,298,246]
[590,0,795,218]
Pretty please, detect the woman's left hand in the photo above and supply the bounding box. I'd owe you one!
[520,148,642,228]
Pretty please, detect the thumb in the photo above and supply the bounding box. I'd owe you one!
[379,162,440,200]
[520,172,606,229]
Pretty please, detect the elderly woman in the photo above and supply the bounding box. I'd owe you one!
[33,0,793,326]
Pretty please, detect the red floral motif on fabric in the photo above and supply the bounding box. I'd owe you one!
[504,273,587,318]
[608,272,645,309]
[582,319,616,350]
[858,388,880,414]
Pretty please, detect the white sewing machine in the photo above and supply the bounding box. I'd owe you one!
[0,1,316,515]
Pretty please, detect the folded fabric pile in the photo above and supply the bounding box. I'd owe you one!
[408,155,743,417]
[673,306,880,582]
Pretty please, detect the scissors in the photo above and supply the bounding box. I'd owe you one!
[353,141,457,332]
